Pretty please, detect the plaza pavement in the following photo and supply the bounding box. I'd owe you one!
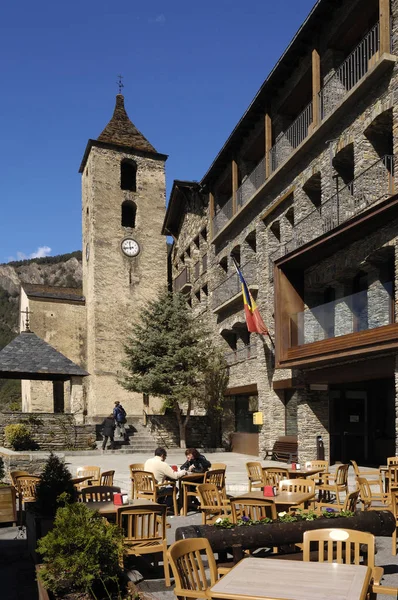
[0,450,397,599]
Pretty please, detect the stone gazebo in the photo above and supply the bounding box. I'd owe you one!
[0,328,89,422]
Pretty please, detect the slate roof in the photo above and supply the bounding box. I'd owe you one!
[0,332,89,378]
[23,283,84,303]
[97,94,157,154]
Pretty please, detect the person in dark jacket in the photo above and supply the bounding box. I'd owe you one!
[180,448,211,473]
[101,414,115,450]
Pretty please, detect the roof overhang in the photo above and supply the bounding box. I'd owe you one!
[162,180,200,237]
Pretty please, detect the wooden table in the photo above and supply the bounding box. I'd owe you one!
[286,467,323,479]
[179,473,205,516]
[209,557,372,600]
[235,490,315,510]
[84,498,158,517]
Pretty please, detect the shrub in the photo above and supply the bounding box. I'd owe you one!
[35,452,76,517]
[4,423,34,450]
[37,501,124,597]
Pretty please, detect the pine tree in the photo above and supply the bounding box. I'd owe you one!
[121,290,228,448]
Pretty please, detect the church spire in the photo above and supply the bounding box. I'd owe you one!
[97,94,157,154]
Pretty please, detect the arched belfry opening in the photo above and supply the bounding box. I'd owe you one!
[121,159,137,191]
[122,200,137,228]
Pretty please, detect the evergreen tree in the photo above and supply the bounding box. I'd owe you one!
[121,290,228,447]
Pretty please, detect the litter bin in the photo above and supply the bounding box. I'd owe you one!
[316,435,325,460]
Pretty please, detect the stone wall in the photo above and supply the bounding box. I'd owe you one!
[146,414,218,449]
[0,412,96,451]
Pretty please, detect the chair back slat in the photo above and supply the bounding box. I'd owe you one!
[305,460,329,472]
[303,528,376,568]
[335,464,349,486]
[278,478,315,495]
[129,463,145,476]
[387,456,398,466]
[79,485,121,503]
[263,467,289,486]
[246,462,263,482]
[117,505,166,544]
[100,470,115,486]
[197,483,223,508]
[167,537,218,597]
[10,471,29,488]
[76,466,101,485]
[16,476,41,501]
[230,498,277,523]
[210,463,226,472]
[204,469,225,491]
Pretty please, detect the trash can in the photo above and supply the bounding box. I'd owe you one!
[316,435,325,460]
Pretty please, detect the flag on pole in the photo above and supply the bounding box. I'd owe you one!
[232,258,268,335]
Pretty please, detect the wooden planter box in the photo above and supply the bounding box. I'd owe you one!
[26,503,55,564]
[0,485,16,525]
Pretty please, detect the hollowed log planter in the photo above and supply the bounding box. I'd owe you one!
[176,510,395,554]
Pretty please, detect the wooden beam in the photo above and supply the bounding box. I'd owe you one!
[232,160,238,215]
[380,0,390,55]
[209,192,215,239]
[312,48,321,128]
[224,383,258,396]
[265,114,272,179]
[260,186,295,222]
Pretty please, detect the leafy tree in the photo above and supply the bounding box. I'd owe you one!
[121,290,228,448]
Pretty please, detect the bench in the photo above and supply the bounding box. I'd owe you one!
[265,436,298,463]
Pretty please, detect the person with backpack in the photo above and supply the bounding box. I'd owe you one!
[113,401,128,441]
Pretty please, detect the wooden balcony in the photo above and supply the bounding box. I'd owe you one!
[173,266,191,293]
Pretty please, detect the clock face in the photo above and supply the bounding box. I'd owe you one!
[121,238,140,257]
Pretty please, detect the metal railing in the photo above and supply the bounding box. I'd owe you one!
[212,196,233,236]
[237,157,266,209]
[212,260,256,309]
[319,22,380,120]
[174,266,191,292]
[270,101,313,173]
[224,344,257,366]
[269,155,394,280]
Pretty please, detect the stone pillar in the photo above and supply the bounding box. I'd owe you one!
[70,377,85,424]
[297,388,329,464]
[367,269,392,329]
[334,283,353,337]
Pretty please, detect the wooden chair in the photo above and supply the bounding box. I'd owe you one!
[132,470,178,515]
[351,460,384,498]
[76,466,101,486]
[100,470,115,486]
[210,463,226,472]
[129,463,145,498]
[316,489,360,514]
[167,537,229,599]
[117,504,170,587]
[196,483,231,525]
[390,489,398,556]
[10,470,29,488]
[387,457,398,466]
[356,476,390,511]
[246,462,264,492]
[303,528,383,586]
[230,497,277,523]
[15,475,40,525]
[263,467,289,486]
[317,464,349,505]
[79,485,121,503]
[278,478,315,509]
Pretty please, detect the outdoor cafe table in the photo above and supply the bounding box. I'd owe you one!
[209,557,372,600]
[234,490,315,511]
[284,467,323,479]
[84,498,159,517]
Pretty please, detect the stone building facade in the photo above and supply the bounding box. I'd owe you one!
[164,0,398,463]
[20,95,167,419]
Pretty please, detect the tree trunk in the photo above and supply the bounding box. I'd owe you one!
[175,405,186,449]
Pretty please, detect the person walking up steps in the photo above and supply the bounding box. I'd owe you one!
[113,401,128,441]
[101,414,115,450]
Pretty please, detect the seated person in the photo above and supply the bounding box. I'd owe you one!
[144,447,187,485]
[180,448,211,473]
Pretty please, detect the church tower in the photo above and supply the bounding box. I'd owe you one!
[79,94,167,417]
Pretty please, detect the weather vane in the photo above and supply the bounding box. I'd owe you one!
[117,74,124,94]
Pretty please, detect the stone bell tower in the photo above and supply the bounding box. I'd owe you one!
[79,94,167,417]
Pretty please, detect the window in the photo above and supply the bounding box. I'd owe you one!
[122,200,137,228]
[121,159,137,191]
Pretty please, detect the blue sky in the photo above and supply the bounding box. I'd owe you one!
[0,0,316,263]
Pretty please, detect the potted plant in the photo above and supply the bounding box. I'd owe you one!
[26,452,77,563]
[0,456,17,525]
[36,499,127,600]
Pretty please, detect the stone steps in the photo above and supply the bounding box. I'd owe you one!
[95,417,162,453]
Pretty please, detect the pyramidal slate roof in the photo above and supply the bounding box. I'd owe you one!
[0,331,89,378]
[97,94,157,154]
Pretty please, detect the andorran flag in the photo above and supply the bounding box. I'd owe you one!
[232,258,268,335]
